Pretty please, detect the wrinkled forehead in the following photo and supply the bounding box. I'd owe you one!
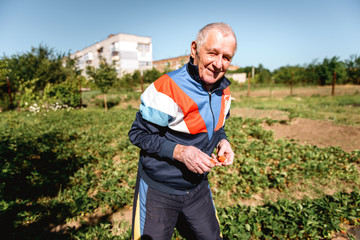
[204,30,237,56]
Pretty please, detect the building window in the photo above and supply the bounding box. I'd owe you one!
[84,52,93,65]
[138,43,150,52]
[78,56,84,65]
[111,42,120,56]
[139,61,151,66]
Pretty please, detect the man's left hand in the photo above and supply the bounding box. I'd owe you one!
[216,139,234,166]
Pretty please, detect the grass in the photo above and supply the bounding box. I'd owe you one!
[231,93,360,126]
[1,85,359,239]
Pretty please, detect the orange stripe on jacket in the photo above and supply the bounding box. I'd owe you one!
[214,87,231,131]
[154,75,207,134]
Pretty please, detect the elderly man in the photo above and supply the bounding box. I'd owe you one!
[129,22,237,240]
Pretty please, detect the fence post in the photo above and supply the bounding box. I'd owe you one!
[247,72,251,97]
[332,71,336,96]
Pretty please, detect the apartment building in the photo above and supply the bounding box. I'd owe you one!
[71,33,152,76]
[153,55,190,72]
[153,54,239,73]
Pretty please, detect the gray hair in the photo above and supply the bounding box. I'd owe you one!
[195,22,237,53]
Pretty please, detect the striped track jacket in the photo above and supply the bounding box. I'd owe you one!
[128,59,231,194]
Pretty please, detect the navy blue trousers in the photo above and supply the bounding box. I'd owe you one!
[131,174,222,240]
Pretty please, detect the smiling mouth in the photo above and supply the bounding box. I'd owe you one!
[207,68,222,75]
[209,69,223,79]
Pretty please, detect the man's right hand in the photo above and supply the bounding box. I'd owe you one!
[173,144,216,174]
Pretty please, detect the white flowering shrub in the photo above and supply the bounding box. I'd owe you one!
[26,102,75,114]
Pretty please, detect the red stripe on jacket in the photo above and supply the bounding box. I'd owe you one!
[153,75,207,134]
[214,86,231,131]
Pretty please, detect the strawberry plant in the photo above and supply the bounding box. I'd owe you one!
[218,190,360,239]
[1,93,359,239]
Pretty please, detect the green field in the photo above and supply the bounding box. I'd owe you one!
[1,88,359,239]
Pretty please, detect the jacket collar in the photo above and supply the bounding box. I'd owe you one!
[186,57,231,91]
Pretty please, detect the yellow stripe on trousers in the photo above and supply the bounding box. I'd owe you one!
[213,199,223,238]
[133,193,141,240]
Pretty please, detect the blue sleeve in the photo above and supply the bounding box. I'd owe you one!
[217,127,228,143]
[128,111,177,160]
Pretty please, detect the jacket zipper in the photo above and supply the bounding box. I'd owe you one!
[208,91,215,136]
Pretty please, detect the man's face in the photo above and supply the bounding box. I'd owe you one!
[191,29,236,88]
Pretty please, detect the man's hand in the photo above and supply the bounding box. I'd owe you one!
[216,139,234,166]
[173,145,216,174]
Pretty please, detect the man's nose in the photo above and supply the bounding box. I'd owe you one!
[213,55,223,70]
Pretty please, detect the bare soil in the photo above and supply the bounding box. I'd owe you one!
[231,108,360,153]
[232,84,360,98]
[264,117,360,153]
[51,206,132,236]
[231,85,360,153]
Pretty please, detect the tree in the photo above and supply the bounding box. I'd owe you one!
[143,67,161,83]
[0,59,12,109]
[345,54,360,84]
[317,56,347,85]
[273,66,295,84]
[132,70,141,85]
[256,64,271,84]
[86,62,118,111]
[5,44,67,92]
[117,73,133,89]
[1,45,82,110]
[303,60,320,85]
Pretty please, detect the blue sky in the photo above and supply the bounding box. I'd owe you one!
[0,0,359,71]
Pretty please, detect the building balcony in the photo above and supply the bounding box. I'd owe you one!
[112,55,120,61]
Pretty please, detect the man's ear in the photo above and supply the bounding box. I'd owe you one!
[190,41,197,59]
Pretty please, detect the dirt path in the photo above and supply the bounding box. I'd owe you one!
[230,85,360,153]
[232,84,360,98]
[231,107,360,152]
[263,118,360,152]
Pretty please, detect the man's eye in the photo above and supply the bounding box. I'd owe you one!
[223,56,231,61]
